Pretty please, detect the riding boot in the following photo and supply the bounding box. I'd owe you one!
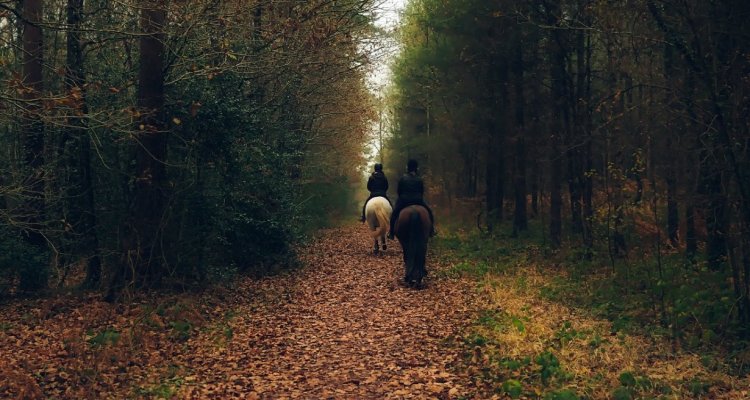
[388,201,404,240]
[360,202,367,223]
[427,208,436,237]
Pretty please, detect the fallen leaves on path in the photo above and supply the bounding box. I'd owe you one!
[0,225,479,399]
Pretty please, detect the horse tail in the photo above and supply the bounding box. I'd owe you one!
[406,209,427,282]
[372,203,390,238]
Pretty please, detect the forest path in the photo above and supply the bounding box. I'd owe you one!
[3,225,748,398]
[176,224,478,398]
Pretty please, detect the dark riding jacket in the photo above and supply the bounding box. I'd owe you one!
[397,172,424,202]
[389,170,434,236]
[367,171,389,197]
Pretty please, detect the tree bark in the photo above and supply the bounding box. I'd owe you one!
[486,119,501,232]
[512,41,527,235]
[20,0,47,291]
[663,39,680,248]
[63,0,102,287]
[546,1,566,248]
[666,172,679,247]
[580,10,594,255]
[486,57,507,232]
[111,1,168,299]
[704,168,728,270]
[531,161,539,217]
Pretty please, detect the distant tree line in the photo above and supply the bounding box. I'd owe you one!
[389,0,750,333]
[0,0,377,299]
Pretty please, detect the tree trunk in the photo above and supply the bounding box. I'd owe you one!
[486,120,501,232]
[580,10,594,255]
[20,0,48,291]
[531,161,539,217]
[742,234,750,330]
[704,169,728,270]
[63,0,102,287]
[666,172,679,247]
[649,0,748,270]
[512,42,527,235]
[685,203,697,260]
[546,2,566,248]
[486,56,508,232]
[110,1,168,299]
[133,0,168,276]
[663,39,680,248]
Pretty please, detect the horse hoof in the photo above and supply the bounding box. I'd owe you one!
[382,244,387,251]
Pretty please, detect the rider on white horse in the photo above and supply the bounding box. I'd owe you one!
[361,163,391,222]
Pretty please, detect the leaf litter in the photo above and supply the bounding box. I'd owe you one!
[0,225,479,399]
[4,224,750,399]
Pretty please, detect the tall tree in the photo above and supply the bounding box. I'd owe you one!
[62,0,102,287]
[545,0,566,248]
[512,39,527,235]
[19,0,47,291]
[112,0,168,297]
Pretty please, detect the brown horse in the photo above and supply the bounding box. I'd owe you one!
[394,205,432,288]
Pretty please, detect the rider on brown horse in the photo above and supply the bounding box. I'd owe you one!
[388,159,435,239]
[360,163,391,222]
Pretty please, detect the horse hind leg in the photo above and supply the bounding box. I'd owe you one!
[373,240,379,255]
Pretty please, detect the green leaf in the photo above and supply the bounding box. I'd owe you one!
[501,379,523,398]
[619,371,636,386]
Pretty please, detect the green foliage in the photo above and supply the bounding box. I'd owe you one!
[476,309,503,330]
[432,231,538,278]
[169,320,192,341]
[161,73,305,277]
[1,0,375,294]
[134,383,179,399]
[553,321,585,347]
[0,225,49,295]
[618,372,637,387]
[465,333,490,347]
[511,316,526,333]
[498,357,531,371]
[543,389,580,400]
[588,333,605,349]
[535,351,562,386]
[501,379,523,398]
[685,378,711,396]
[87,327,121,348]
[612,386,633,400]
[134,374,185,399]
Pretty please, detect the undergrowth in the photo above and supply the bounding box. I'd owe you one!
[432,220,750,397]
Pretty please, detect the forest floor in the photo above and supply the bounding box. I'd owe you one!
[1,224,749,399]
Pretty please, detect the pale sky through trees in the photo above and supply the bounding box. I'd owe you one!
[369,0,408,89]
[363,0,408,172]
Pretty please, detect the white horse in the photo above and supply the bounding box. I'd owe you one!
[365,196,392,254]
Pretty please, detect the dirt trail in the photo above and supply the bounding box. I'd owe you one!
[0,225,478,399]
[174,224,478,398]
[6,225,748,398]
